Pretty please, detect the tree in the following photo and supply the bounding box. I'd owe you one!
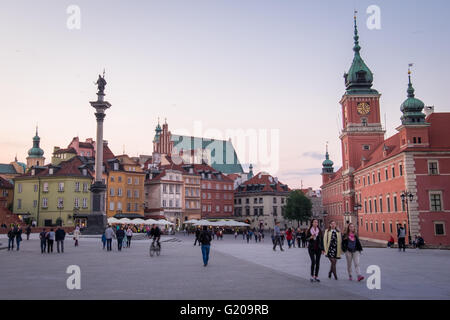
[283,190,313,227]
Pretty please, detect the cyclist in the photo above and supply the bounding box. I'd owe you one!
[149,224,161,247]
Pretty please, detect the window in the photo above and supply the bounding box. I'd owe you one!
[134,190,139,198]
[42,198,48,208]
[375,221,379,232]
[374,199,377,213]
[127,177,132,185]
[17,199,22,209]
[372,173,375,184]
[389,222,393,233]
[202,205,206,212]
[58,182,64,192]
[208,193,211,199]
[135,178,139,185]
[399,164,403,176]
[127,190,132,198]
[109,202,115,211]
[387,197,391,212]
[34,184,38,192]
[367,175,370,185]
[176,185,180,194]
[430,192,442,211]
[75,182,80,192]
[369,200,372,213]
[57,198,64,208]
[169,200,173,207]
[254,198,257,204]
[434,222,445,236]
[33,200,38,208]
[208,205,211,212]
[273,207,277,216]
[362,144,370,150]
[428,161,439,175]
[382,222,385,233]
[377,172,381,182]
[259,198,263,204]
[392,167,395,178]
[163,185,167,194]
[110,188,115,196]
[162,200,166,208]
[385,168,388,180]
[117,202,122,210]
[118,188,123,196]
[379,198,383,213]
[362,118,368,126]
[216,205,220,212]
[273,197,277,204]
[118,176,122,183]
[74,198,79,208]
[127,203,131,211]
[18,184,22,193]
[393,196,398,212]
[134,203,138,211]
[82,198,88,208]
[110,176,115,182]
[83,183,88,192]
[114,163,119,171]
[246,198,249,204]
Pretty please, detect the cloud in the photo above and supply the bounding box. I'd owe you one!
[279,168,321,177]
[301,151,323,161]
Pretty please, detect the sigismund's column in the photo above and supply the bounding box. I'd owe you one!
[87,74,111,234]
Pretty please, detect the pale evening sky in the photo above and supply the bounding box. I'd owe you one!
[0,0,449,189]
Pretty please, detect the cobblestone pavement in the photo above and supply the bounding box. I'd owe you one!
[1,233,449,300]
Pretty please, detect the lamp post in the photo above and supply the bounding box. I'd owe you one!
[400,191,414,244]
[353,203,362,231]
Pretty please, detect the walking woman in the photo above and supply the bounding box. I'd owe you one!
[286,228,293,248]
[73,226,81,247]
[306,219,324,282]
[342,223,364,282]
[126,226,133,248]
[323,220,342,280]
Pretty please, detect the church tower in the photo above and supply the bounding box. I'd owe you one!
[26,127,45,169]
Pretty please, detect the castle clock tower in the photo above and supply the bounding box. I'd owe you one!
[339,14,385,215]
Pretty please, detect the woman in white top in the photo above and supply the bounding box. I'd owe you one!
[73,226,81,247]
[126,227,133,248]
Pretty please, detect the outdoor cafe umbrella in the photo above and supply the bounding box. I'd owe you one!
[143,219,157,225]
[131,218,145,225]
[119,218,132,224]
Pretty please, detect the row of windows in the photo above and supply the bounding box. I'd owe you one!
[162,199,181,208]
[110,175,141,185]
[201,183,233,191]
[17,197,89,209]
[234,197,286,205]
[109,188,141,198]
[202,192,233,200]
[357,164,403,187]
[185,188,200,197]
[359,191,443,213]
[162,184,181,194]
[186,200,200,209]
[17,182,90,194]
[109,201,140,212]
[361,220,446,236]
[202,205,233,213]
[234,206,285,217]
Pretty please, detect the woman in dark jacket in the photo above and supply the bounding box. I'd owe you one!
[342,223,364,281]
[306,219,324,282]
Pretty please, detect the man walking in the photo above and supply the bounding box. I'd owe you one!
[55,227,66,253]
[273,222,284,251]
[26,225,32,240]
[14,226,23,251]
[199,226,212,267]
[47,228,55,253]
[7,227,15,251]
[116,226,125,251]
[39,228,47,254]
[194,227,201,246]
[398,225,407,252]
[105,225,114,251]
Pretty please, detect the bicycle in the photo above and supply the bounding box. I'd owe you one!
[149,239,161,257]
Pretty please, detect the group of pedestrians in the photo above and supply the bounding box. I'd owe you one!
[6,225,23,251]
[305,219,365,283]
[39,227,66,253]
[102,225,134,251]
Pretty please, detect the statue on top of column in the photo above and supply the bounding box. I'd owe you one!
[96,73,107,95]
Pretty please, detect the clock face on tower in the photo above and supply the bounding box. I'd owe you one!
[357,102,371,115]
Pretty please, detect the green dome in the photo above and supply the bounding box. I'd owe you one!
[322,151,334,167]
[344,17,378,95]
[28,128,44,158]
[400,74,426,125]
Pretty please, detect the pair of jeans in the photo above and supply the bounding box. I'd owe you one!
[287,239,292,248]
[47,240,54,253]
[308,248,321,277]
[345,250,361,277]
[16,239,21,251]
[8,238,14,250]
[398,237,406,251]
[106,239,112,251]
[117,238,123,251]
[57,240,64,253]
[201,245,210,265]
[273,236,283,250]
[40,240,46,253]
[127,236,132,248]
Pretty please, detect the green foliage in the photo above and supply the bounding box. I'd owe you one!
[283,190,313,224]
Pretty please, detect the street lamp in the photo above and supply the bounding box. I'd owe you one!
[400,191,414,244]
[353,203,362,231]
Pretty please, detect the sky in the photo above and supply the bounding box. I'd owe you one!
[1,0,449,189]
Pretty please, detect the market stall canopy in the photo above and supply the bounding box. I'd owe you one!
[131,218,145,225]
[119,218,132,224]
[183,219,199,224]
